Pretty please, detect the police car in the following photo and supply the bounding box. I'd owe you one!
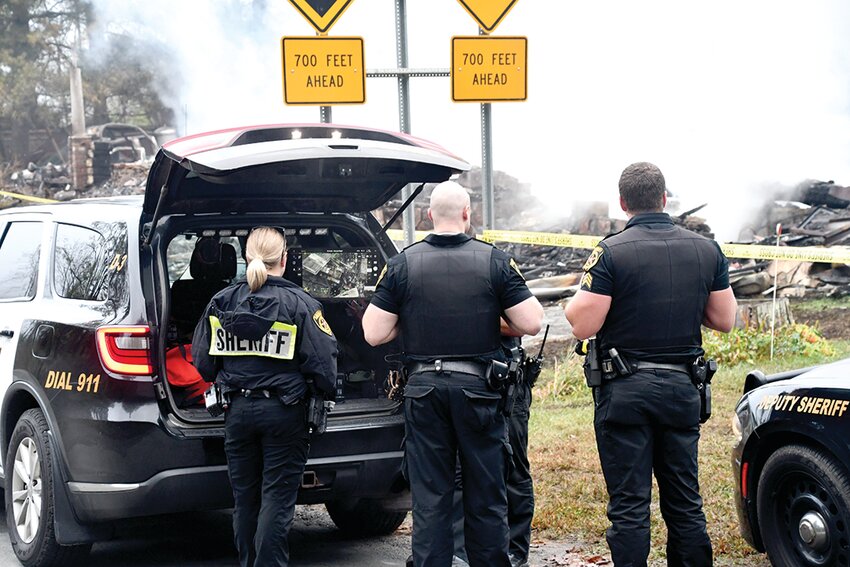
[0,124,469,566]
[732,357,850,567]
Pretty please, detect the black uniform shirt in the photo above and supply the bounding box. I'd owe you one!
[579,213,730,362]
[581,213,729,296]
[192,276,338,401]
[370,233,532,315]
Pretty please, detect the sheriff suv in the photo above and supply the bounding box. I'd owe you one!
[732,357,850,567]
[0,124,469,566]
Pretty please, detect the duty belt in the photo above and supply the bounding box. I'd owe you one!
[235,388,276,398]
[631,361,690,375]
[406,359,488,377]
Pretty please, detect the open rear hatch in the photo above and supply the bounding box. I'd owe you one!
[149,124,469,425]
[143,123,469,219]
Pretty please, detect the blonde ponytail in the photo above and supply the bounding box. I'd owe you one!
[245,227,287,292]
[246,258,269,292]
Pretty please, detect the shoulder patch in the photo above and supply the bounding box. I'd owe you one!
[509,258,525,280]
[313,309,333,336]
[376,265,387,286]
[582,246,604,271]
[580,272,593,290]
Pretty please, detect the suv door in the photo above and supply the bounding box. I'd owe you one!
[0,219,47,473]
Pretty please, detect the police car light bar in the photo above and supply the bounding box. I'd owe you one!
[96,326,153,377]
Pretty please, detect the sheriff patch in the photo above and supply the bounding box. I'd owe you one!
[509,258,525,280]
[313,309,333,336]
[582,246,604,272]
[580,272,593,290]
[209,316,297,360]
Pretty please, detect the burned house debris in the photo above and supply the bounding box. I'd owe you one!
[3,146,849,300]
[1,123,165,209]
[729,179,850,299]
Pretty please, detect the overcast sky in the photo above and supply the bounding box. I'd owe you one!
[89,0,850,241]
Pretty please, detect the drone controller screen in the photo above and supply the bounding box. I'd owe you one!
[287,249,381,299]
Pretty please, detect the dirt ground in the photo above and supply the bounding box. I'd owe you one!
[790,300,850,340]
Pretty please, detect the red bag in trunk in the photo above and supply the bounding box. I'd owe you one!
[166,344,207,406]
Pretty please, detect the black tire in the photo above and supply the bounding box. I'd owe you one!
[757,444,850,567]
[326,499,408,536]
[4,409,91,567]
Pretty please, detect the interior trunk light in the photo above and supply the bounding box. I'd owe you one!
[96,326,153,376]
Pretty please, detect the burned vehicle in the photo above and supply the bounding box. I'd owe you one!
[732,358,850,567]
[0,124,469,566]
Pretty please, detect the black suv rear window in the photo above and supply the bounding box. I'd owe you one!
[53,222,128,303]
[0,222,42,300]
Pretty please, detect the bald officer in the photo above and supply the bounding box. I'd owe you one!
[363,181,544,567]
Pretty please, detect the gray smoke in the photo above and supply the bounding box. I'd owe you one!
[84,0,850,242]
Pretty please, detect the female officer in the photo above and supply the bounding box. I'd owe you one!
[192,227,338,567]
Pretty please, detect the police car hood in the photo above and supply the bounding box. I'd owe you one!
[143,123,470,215]
[783,357,850,388]
[211,290,278,341]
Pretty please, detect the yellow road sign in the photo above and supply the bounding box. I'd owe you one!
[281,37,365,105]
[451,36,527,102]
[456,0,518,33]
[288,0,355,34]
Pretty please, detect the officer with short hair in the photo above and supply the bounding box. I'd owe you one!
[192,227,337,567]
[564,162,737,567]
[363,181,544,567]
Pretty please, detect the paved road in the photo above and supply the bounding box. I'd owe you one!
[0,504,597,567]
[0,505,413,567]
[0,502,770,567]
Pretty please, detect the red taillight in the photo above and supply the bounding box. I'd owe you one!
[96,326,153,376]
[741,462,749,499]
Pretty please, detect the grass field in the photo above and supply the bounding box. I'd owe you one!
[527,333,850,563]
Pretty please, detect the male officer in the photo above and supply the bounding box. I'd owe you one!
[363,180,544,567]
[452,335,536,567]
[564,162,737,567]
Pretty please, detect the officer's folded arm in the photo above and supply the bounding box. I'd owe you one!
[564,290,612,340]
[702,286,738,333]
[504,296,545,337]
[362,304,400,346]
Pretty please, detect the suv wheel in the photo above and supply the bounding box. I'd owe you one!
[5,409,91,567]
[757,444,850,567]
[326,499,408,536]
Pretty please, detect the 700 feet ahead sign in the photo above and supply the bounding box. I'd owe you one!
[451,36,527,102]
[281,36,365,105]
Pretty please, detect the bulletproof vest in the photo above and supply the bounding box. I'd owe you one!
[399,238,502,358]
[598,223,720,362]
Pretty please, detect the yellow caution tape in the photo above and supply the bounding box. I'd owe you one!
[720,243,850,264]
[481,230,601,249]
[0,190,57,204]
[481,229,850,264]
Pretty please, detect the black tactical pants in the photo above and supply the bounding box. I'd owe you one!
[452,380,534,563]
[507,381,534,560]
[594,370,712,567]
[225,395,309,567]
[404,371,512,567]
